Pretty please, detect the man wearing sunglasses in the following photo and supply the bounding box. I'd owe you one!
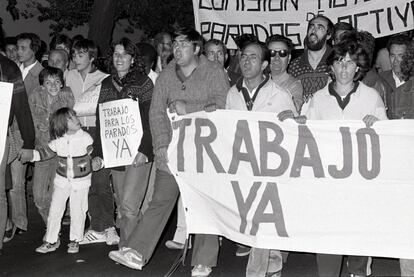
[266,35,303,113]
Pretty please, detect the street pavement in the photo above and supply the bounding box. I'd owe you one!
[0,191,401,276]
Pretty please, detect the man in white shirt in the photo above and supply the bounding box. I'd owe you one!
[3,33,43,243]
[226,41,297,277]
[17,33,43,97]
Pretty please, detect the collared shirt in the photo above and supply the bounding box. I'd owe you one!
[148,69,158,85]
[226,77,298,115]
[19,61,37,80]
[305,81,387,120]
[392,71,405,88]
[242,78,261,98]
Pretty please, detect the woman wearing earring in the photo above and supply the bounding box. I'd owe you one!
[91,37,154,248]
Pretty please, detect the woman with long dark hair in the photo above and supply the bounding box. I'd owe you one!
[91,37,154,248]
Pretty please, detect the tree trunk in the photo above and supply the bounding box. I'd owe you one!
[88,0,118,56]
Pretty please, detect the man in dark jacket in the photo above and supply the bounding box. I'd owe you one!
[0,53,35,254]
[380,34,412,118]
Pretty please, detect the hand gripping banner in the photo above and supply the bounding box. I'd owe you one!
[168,110,414,259]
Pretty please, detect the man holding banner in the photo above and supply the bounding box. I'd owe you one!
[107,28,229,277]
[226,40,297,277]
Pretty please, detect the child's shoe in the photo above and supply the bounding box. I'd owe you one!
[67,241,79,254]
[36,242,59,253]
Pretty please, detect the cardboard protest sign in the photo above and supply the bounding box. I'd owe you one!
[168,110,414,259]
[98,98,142,168]
[193,0,414,48]
[0,82,13,164]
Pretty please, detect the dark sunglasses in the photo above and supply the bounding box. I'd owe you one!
[270,49,289,58]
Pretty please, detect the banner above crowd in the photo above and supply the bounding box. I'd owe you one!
[168,110,414,259]
[192,0,414,48]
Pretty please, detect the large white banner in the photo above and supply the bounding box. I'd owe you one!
[98,98,142,168]
[168,110,414,259]
[193,0,414,48]
[0,82,13,164]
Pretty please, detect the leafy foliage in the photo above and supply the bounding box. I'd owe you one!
[121,0,195,37]
[36,0,94,33]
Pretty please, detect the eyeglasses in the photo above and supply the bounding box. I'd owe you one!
[270,49,289,58]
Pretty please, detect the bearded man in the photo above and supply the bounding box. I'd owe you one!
[288,15,333,113]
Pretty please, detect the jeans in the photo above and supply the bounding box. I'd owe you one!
[33,157,57,225]
[247,248,283,277]
[112,163,153,248]
[7,158,27,230]
[400,259,414,277]
[126,169,219,267]
[88,167,114,232]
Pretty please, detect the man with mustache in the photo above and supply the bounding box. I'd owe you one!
[226,41,297,277]
[266,34,303,113]
[289,15,333,113]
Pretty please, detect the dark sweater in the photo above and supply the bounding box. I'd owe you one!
[0,55,35,149]
[288,46,332,104]
[92,70,154,163]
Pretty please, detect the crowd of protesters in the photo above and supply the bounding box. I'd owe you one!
[0,14,413,277]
